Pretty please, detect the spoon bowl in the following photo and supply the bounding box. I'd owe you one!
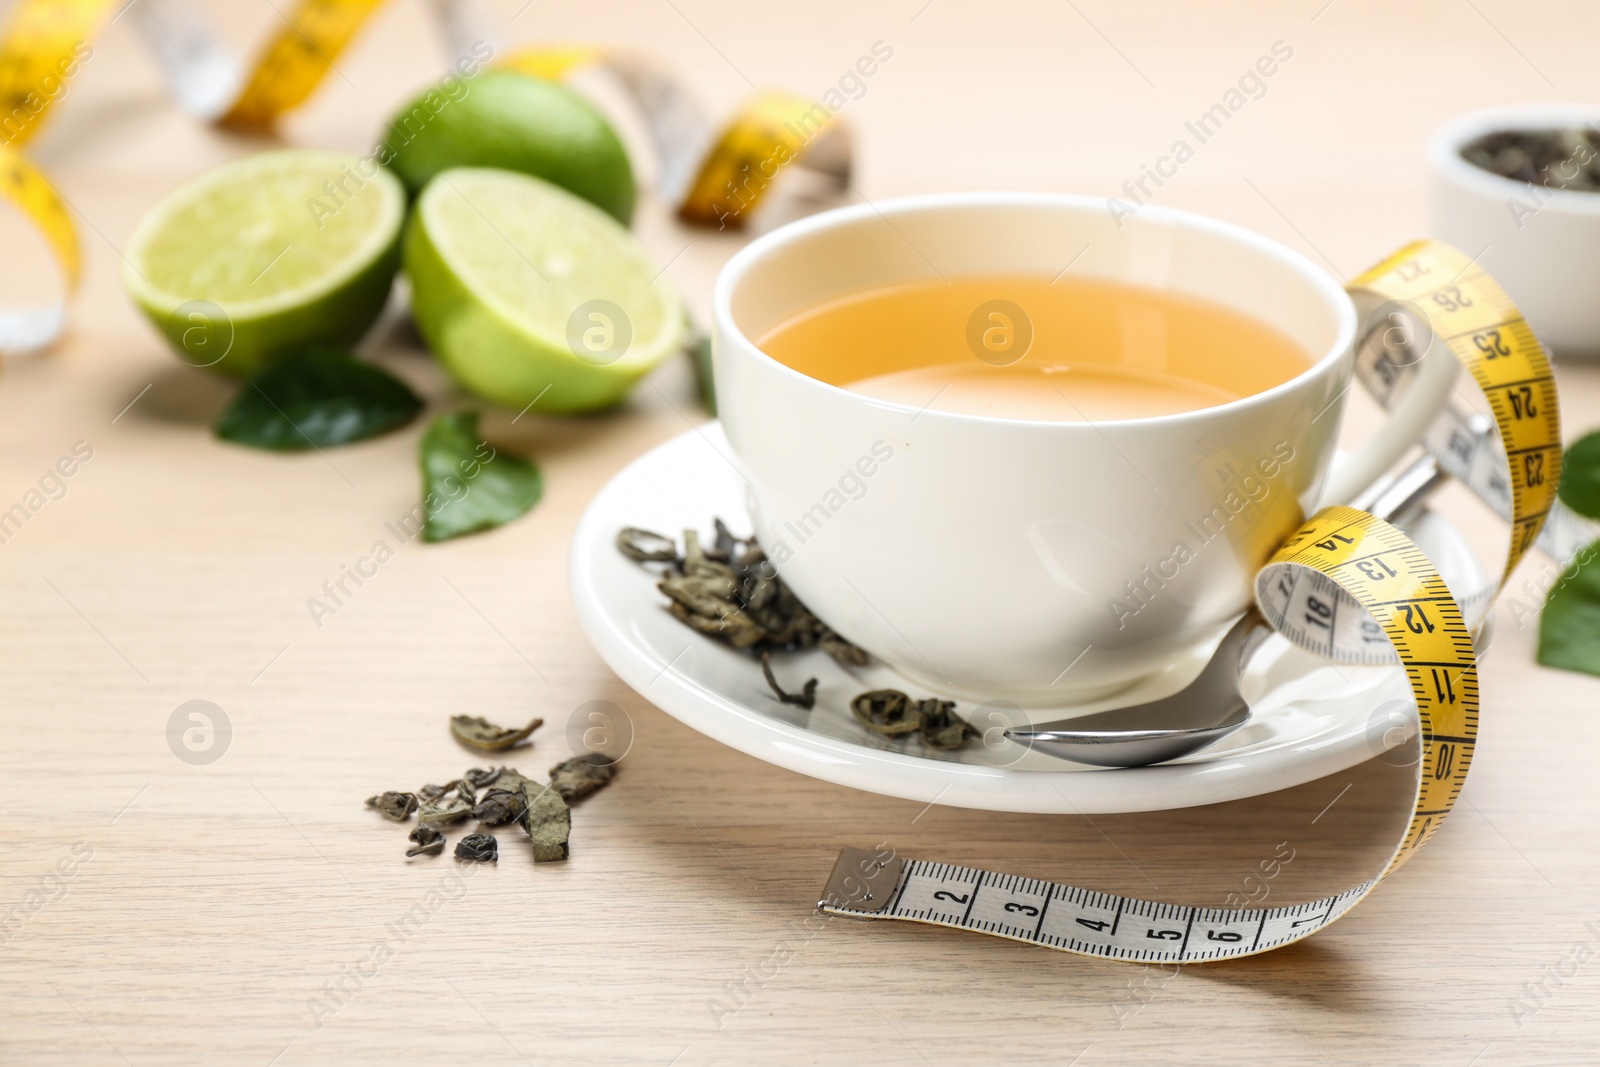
[1005,455,1447,767]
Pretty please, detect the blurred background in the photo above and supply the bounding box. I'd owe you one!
[8,0,1600,343]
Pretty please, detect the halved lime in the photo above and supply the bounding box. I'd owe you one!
[405,167,684,413]
[124,150,406,378]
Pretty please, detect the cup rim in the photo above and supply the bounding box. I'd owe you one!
[712,191,1357,430]
[1429,102,1600,218]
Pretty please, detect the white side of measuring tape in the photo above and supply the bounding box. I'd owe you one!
[822,848,1373,964]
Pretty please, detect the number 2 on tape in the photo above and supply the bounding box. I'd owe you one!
[819,240,1560,962]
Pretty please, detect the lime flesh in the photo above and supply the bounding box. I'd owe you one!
[124,150,405,378]
[405,167,684,413]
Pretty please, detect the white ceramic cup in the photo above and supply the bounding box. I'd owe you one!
[713,194,1455,704]
[1430,103,1600,358]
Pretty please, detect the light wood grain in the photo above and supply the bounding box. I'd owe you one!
[3,1,1600,1064]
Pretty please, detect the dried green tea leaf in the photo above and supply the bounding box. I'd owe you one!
[406,825,445,857]
[214,348,423,452]
[549,754,616,802]
[665,597,768,647]
[451,714,542,752]
[850,690,925,737]
[463,766,502,789]
[490,768,539,793]
[418,797,472,825]
[848,691,972,748]
[617,527,678,563]
[454,833,498,862]
[708,518,741,561]
[918,701,976,751]
[417,781,460,804]
[366,791,418,820]
[760,650,817,709]
[519,783,571,862]
[420,411,542,543]
[819,628,869,667]
[471,789,526,826]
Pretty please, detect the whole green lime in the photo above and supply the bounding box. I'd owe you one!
[380,71,635,225]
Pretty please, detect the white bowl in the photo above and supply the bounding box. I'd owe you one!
[1429,103,1600,357]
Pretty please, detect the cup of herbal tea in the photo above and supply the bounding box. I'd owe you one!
[711,193,1458,703]
[1431,103,1600,358]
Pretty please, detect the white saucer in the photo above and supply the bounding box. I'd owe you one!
[570,424,1489,814]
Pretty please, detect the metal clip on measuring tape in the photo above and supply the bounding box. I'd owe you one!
[820,239,1563,962]
[0,0,852,352]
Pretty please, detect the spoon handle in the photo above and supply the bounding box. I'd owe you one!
[1005,453,1450,763]
[1355,453,1446,525]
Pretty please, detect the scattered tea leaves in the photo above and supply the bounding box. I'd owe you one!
[420,411,543,542]
[761,650,818,709]
[451,714,542,751]
[214,348,424,452]
[549,754,616,801]
[366,791,418,820]
[616,521,981,751]
[406,825,445,857]
[620,522,868,666]
[369,727,611,865]
[520,783,571,862]
[454,833,498,862]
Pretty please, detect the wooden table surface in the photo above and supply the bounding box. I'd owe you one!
[5,1,1600,1064]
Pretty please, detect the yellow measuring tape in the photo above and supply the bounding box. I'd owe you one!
[821,239,1561,961]
[0,0,847,351]
[497,47,849,230]
[0,0,97,349]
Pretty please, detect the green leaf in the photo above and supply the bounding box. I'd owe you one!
[1559,432,1600,518]
[420,411,542,542]
[688,332,715,415]
[214,348,422,451]
[1538,538,1600,675]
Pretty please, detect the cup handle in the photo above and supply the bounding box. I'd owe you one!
[1312,330,1458,510]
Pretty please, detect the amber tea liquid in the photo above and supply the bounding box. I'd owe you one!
[755,275,1312,421]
